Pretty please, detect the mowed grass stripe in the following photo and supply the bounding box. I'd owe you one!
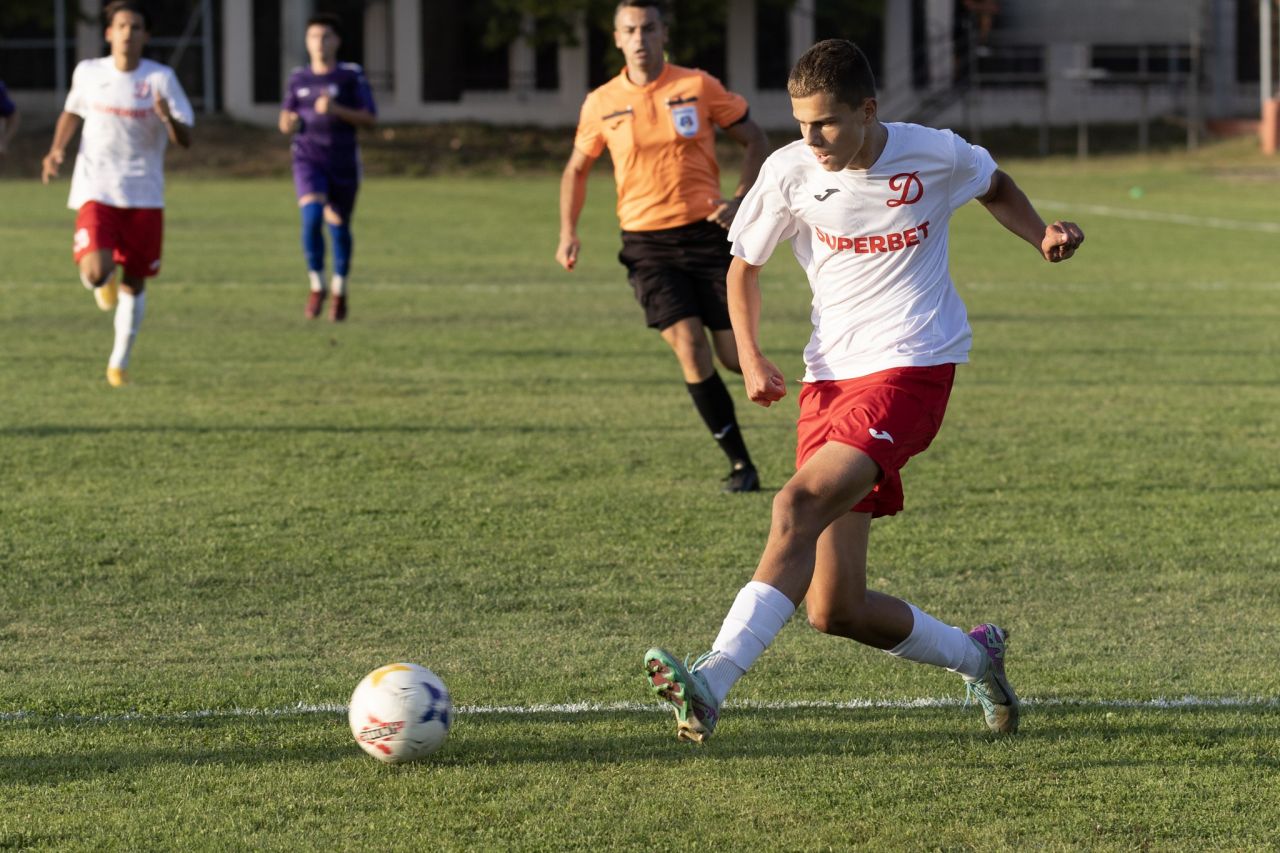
[4,694,1280,726]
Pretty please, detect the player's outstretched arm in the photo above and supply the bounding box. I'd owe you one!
[727,256,787,407]
[978,169,1084,262]
[41,111,82,184]
[556,148,595,271]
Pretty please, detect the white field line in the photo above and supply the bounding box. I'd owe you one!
[1033,199,1280,234]
[1,695,1277,725]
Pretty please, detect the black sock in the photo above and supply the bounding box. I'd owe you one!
[686,373,752,468]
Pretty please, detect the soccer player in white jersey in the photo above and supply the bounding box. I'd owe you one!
[41,1,194,387]
[644,39,1084,742]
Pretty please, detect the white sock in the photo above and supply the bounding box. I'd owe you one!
[330,274,347,296]
[887,603,984,678]
[308,270,324,292]
[108,290,145,369]
[701,581,796,703]
[692,652,744,706]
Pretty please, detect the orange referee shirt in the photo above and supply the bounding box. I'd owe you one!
[573,64,749,232]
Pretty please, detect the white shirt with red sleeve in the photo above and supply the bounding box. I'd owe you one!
[729,123,997,382]
[64,57,195,211]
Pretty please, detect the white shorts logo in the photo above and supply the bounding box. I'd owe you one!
[149,258,162,272]
[73,228,91,253]
[670,104,699,138]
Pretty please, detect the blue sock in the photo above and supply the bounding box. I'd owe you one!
[328,221,353,277]
[300,202,325,273]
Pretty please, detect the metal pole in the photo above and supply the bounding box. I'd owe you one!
[201,0,215,112]
[55,0,68,100]
[1263,0,1273,106]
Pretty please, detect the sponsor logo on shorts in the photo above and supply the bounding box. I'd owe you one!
[149,259,161,272]
[814,222,930,254]
[868,428,894,443]
[73,228,90,253]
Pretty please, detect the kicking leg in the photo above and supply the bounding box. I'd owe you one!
[644,441,878,740]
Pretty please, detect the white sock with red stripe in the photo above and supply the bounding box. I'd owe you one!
[108,291,145,369]
[887,603,984,678]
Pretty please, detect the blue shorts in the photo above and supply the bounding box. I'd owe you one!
[292,159,360,222]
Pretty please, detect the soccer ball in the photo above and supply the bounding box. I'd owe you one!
[348,662,452,763]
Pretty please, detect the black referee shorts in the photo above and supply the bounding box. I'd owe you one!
[617,220,733,332]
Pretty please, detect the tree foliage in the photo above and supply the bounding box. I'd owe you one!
[483,0,797,66]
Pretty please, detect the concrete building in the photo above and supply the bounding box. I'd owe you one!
[0,0,1267,132]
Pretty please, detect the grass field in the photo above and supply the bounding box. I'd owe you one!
[2,142,1279,849]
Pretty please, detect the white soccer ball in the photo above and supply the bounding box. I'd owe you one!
[348,662,452,763]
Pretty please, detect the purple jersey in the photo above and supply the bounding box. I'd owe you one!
[0,82,15,118]
[283,63,376,169]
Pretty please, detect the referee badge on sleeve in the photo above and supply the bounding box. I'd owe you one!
[670,104,699,138]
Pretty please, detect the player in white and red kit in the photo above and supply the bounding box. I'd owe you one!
[644,40,1084,742]
[41,1,193,387]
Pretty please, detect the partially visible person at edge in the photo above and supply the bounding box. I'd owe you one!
[41,0,194,388]
[643,39,1085,742]
[556,0,771,493]
[279,11,377,322]
[0,79,20,157]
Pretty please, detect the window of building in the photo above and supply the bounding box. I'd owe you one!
[253,0,282,103]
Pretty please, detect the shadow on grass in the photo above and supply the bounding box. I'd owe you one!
[6,705,1276,785]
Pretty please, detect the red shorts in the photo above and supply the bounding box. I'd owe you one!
[795,364,956,518]
[73,201,164,279]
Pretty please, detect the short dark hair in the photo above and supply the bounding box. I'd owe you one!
[103,1,150,30]
[306,13,343,37]
[615,0,667,22]
[788,39,877,108]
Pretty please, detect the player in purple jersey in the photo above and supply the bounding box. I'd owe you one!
[0,81,19,157]
[278,13,376,321]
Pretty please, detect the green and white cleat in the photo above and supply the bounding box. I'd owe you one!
[964,623,1020,734]
[643,647,720,743]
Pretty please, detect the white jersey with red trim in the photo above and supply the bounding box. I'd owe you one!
[729,123,997,382]
[64,57,194,210]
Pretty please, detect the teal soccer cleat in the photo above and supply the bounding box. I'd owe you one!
[964,623,1020,734]
[643,647,721,742]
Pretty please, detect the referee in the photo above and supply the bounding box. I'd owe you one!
[556,0,770,493]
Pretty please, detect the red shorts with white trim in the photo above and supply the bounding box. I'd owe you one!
[795,363,956,518]
[73,201,164,279]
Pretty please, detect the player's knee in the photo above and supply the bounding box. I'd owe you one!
[323,205,345,227]
[671,335,710,373]
[81,256,112,286]
[770,485,824,539]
